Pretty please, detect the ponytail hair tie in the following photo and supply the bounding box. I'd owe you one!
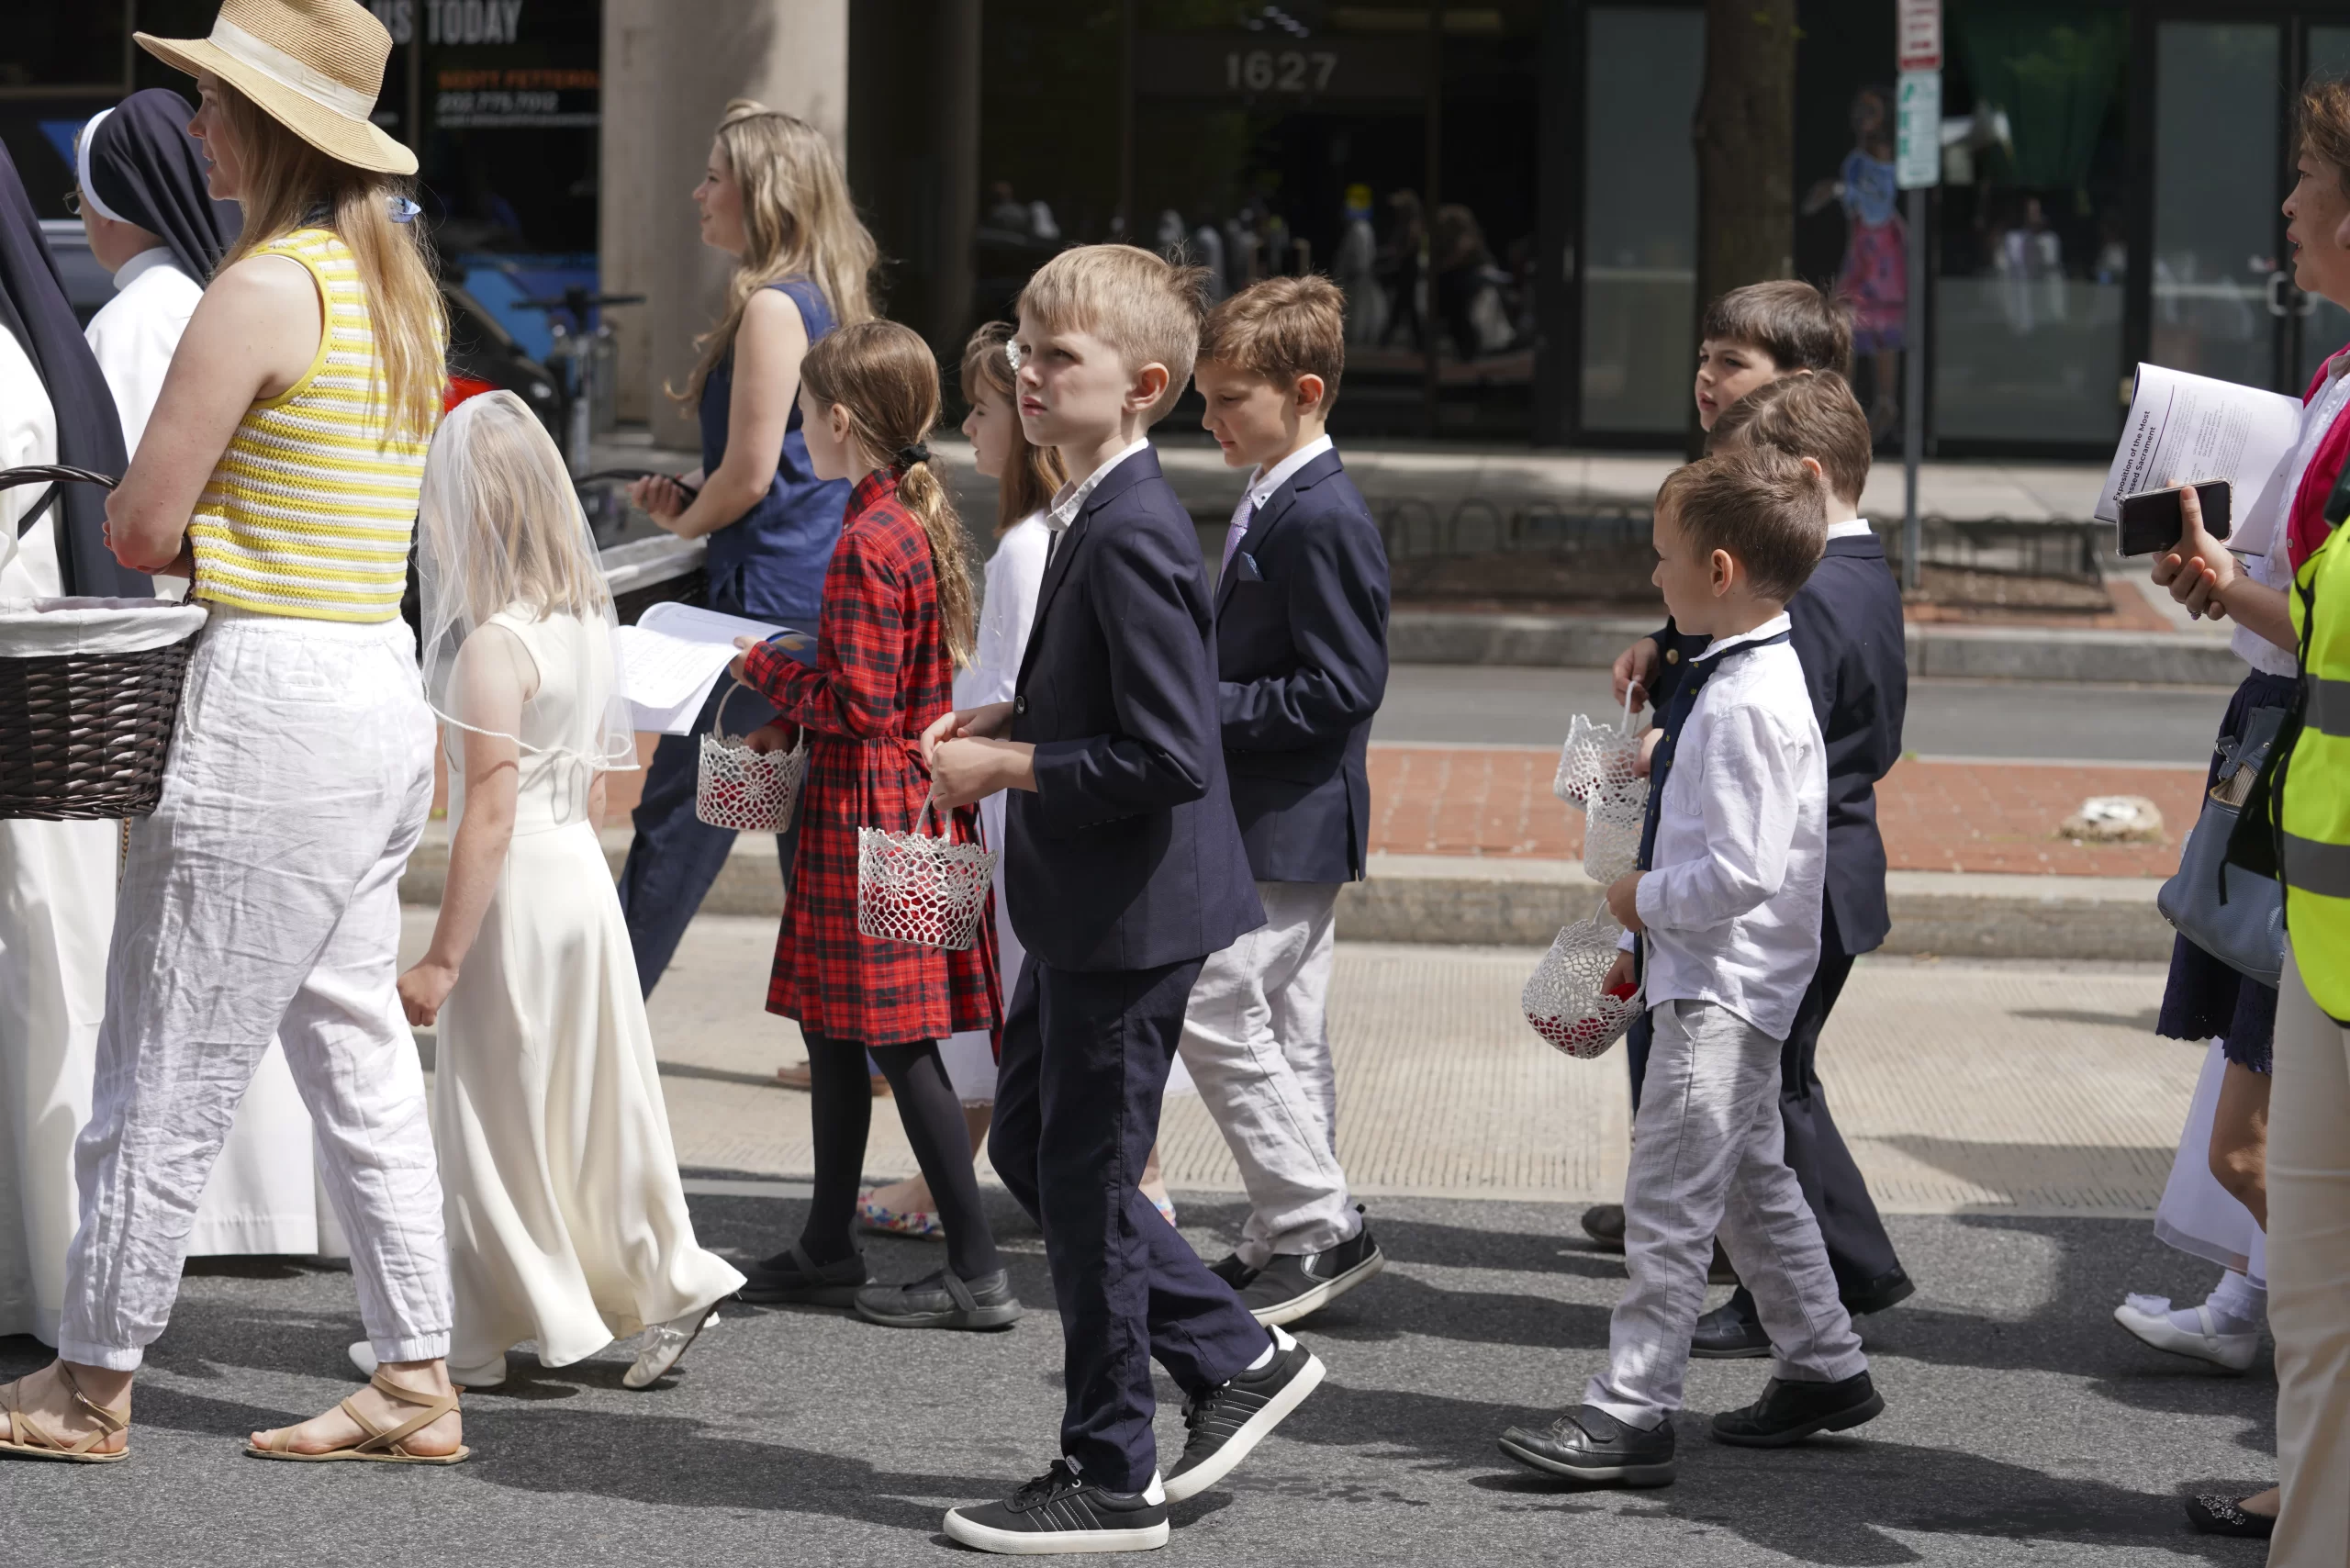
[893,442,932,471]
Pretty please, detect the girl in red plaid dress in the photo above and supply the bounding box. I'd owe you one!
[726,321,1016,1330]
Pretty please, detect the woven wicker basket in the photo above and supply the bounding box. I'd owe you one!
[0,465,203,821]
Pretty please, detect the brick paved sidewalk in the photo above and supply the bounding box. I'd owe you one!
[1369,745,2206,878]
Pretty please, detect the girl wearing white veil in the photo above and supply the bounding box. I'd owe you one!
[354,392,743,1390]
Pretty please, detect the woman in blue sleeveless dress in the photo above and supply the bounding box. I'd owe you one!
[621,98,878,993]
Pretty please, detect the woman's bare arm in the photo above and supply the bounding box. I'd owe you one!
[649,287,808,540]
[105,253,320,573]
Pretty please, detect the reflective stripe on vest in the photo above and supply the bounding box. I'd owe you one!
[2310,675,2350,736]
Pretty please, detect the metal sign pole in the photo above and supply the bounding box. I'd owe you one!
[1894,0,1942,594]
[1903,185,1925,593]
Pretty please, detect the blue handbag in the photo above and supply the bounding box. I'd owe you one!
[2157,703,2288,988]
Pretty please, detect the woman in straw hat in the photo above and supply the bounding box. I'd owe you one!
[0,0,466,1466]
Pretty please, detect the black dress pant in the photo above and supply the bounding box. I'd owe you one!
[989,955,1271,1493]
[1628,946,1903,1303]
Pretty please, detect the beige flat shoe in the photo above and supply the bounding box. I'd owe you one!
[0,1364,129,1464]
[245,1370,470,1465]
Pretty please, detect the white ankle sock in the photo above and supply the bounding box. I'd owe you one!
[2204,1270,2267,1333]
[1244,1340,1277,1372]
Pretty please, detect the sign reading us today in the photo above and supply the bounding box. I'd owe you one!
[1135,34,1431,101]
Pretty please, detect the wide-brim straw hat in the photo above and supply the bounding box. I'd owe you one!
[136,0,416,177]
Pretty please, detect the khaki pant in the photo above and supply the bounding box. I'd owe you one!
[2270,944,2350,1565]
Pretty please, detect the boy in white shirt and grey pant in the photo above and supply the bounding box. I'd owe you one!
[1500,447,1882,1487]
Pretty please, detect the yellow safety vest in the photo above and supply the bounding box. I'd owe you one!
[2283,524,2350,1019]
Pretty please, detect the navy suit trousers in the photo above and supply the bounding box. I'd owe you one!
[990,955,1272,1491]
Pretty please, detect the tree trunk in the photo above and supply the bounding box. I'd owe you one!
[1691,0,1799,451]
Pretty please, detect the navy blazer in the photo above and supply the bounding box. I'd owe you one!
[1004,448,1266,972]
[1643,531,1908,956]
[1214,448,1391,883]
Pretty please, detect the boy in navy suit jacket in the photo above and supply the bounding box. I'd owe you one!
[1178,276,1391,1327]
[927,246,1326,1555]
[1611,371,1914,1354]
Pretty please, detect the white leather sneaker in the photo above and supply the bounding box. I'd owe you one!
[2113,1295,2260,1372]
[624,1309,716,1390]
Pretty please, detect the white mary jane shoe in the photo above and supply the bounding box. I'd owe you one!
[2113,1295,2259,1372]
[623,1309,718,1390]
[346,1339,508,1389]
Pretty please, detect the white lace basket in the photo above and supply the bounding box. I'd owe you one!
[1553,689,1644,809]
[695,679,808,834]
[1521,913,1642,1058]
[857,799,999,950]
[1579,775,1649,884]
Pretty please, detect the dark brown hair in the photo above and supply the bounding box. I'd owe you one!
[1198,274,1347,408]
[1707,370,1873,506]
[1654,448,1828,604]
[960,321,1067,535]
[1699,280,1852,377]
[2300,77,2350,191]
[800,320,977,665]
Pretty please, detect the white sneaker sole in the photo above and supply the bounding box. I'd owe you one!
[1248,1252,1384,1327]
[2112,1304,2258,1372]
[941,1512,1169,1554]
[1161,1349,1326,1504]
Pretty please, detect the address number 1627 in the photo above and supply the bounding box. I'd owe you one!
[1226,50,1339,92]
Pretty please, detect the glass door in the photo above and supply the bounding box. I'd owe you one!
[2149,20,2285,393]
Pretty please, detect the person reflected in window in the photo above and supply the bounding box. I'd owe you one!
[1804,85,1904,437]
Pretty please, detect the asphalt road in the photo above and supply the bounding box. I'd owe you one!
[2,1198,2273,1567]
[1376,664,2231,766]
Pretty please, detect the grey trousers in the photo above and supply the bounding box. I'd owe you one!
[1178,880,1358,1267]
[1587,997,1866,1426]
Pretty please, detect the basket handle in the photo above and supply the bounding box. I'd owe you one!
[711,678,767,746]
[0,465,119,494]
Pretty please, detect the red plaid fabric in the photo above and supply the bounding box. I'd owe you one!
[741,471,999,1046]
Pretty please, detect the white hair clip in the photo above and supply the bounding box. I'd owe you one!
[1003,338,1024,371]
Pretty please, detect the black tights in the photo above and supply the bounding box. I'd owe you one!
[800,1033,1001,1281]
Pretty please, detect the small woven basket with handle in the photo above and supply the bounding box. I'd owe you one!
[1520,912,1642,1058]
[695,678,809,834]
[0,465,205,822]
[856,798,998,951]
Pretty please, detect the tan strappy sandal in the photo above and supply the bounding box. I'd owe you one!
[244,1370,470,1465]
[0,1364,130,1463]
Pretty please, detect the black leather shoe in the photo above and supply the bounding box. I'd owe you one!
[735,1243,868,1306]
[1843,1266,1916,1319]
[2184,1493,2276,1539]
[1580,1204,1626,1251]
[853,1267,1024,1330]
[1497,1405,1676,1486]
[1239,1224,1384,1327]
[1207,1252,1259,1291]
[1691,1298,1773,1359]
[1711,1372,1883,1447]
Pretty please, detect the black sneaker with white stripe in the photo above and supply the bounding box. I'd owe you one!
[943,1461,1169,1554]
[1161,1326,1326,1503]
[1237,1216,1384,1327]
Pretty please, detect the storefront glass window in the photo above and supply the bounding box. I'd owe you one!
[1932,2,2128,447]
[1579,6,1702,435]
[2151,22,2280,393]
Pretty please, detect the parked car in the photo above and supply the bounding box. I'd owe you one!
[38,218,565,440]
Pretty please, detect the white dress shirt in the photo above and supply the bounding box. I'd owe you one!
[1827,518,1874,541]
[2232,353,2350,678]
[1224,432,1335,573]
[1044,436,1153,542]
[1633,612,1828,1041]
[84,248,202,458]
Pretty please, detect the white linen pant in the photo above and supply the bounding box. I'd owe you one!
[2269,945,2350,1566]
[57,610,449,1371]
[1179,880,1356,1267]
[1589,997,1867,1426]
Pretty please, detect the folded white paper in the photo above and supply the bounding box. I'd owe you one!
[2096,364,2301,556]
[617,601,811,734]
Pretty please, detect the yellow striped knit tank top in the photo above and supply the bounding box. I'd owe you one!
[188,228,434,622]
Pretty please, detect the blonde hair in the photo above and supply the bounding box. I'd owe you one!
[1199,274,1348,407]
[800,321,978,666]
[1017,244,1208,424]
[427,392,609,630]
[215,79,445,443]
[961,321,1067,534]
[677,99,878,405]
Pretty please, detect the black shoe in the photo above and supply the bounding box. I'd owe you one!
[1239,1225,1384,1327]
[944,1461,1169,1554]
[1162,1326,1326,1503]
[2184,1493,2276,1539]
[853,1267,1023,1330]
[734,1243,868,1306]
[1580,1204,1626,1251]
[1207,1252,1259,1292]
[1707,1238,1739,1285]
[1496,1405,1676,1486]
[1691,1299,1773,1359]
[1842,1266,1916,1319]
[1710,1372,1884,1447]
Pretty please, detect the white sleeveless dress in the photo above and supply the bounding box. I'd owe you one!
[435,610,743,1369]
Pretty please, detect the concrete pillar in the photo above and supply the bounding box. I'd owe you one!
[599,0,850,446]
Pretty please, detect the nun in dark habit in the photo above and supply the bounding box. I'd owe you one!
[0,139,142,1347]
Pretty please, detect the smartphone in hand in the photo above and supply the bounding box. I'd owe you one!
[2117,480,2232,556]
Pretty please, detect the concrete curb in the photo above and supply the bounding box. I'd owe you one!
[1388,610,2243,688]
[400,833,2174,962]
